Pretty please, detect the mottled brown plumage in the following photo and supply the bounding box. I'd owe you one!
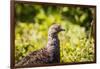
[15,24,65,67]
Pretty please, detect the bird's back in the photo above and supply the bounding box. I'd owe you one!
[15,48,52,66]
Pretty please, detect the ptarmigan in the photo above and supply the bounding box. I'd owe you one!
[15,24,65,67]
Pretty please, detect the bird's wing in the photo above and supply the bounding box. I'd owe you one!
[15,48,52,66]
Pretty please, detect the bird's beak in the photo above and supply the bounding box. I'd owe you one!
[60,28,65,31]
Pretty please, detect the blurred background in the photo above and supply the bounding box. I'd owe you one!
[15,3,95,63]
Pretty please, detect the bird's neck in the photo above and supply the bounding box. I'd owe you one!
[48,34,58,39]
[47,33,59,50]
[46,33,60,63]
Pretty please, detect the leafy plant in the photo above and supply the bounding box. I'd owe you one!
[15,3,95,63]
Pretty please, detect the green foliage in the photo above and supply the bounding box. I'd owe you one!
[15,3,95,63]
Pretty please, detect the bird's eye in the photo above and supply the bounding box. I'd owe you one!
[57,26,60,30]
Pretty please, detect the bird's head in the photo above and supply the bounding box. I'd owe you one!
[48,24,65,36]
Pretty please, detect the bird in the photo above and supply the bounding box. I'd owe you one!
[15,23,65,67]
